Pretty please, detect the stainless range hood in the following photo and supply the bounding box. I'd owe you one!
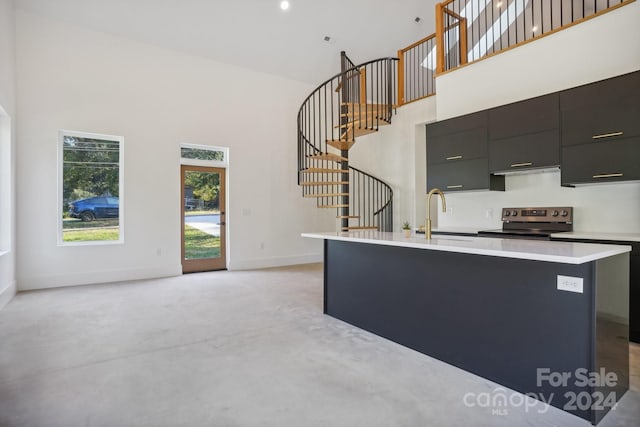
[491,165,560,176]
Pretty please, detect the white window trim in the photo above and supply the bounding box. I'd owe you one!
[57,130,125,246]
[180,143,228,168]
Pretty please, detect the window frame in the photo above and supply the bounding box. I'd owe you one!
[57,130,125,246]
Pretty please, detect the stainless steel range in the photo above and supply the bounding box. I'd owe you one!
[478,207,573,240]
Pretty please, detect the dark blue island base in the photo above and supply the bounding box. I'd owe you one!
[323,239,629,425]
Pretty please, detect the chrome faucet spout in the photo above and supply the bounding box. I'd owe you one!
[426,188,446,240]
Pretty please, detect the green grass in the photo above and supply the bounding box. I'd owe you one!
[184,209,219,216]
[63,218,119,230]
[63,227,120,242]
[184,225,220,259]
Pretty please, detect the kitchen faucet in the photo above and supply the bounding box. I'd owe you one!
[426,188,446,240]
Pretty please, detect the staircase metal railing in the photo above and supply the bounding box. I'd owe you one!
[297,57,397,232]
[436,0,635,73]
[397,33,438,105]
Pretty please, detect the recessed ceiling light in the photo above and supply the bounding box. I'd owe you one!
[280,1,290,10]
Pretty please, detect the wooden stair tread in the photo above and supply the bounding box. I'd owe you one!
[307,153,348,162]
[318,204,349,208]
[302,168,348,174]
[341,226,378,231]
[304,193,349,198]
[341,102,390,108]
[300,181,349,186]
[327,139,355,151]
[342,127,378,139]
[335,119,391,129]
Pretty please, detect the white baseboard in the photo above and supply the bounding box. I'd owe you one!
[18,264,183,291]
[228,253,322,270]
[0,280,17,310]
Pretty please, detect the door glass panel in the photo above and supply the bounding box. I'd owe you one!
[183,170,221,260]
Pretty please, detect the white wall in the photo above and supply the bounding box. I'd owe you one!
[349,97,437,231]
[15,10,333,290]
[0,0,17,308]
[433,1,640,233]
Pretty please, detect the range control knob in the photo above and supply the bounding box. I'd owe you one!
[511,210,518,216]
[504,211,511,217]
[552,210,559,217]
[561,210,569,217]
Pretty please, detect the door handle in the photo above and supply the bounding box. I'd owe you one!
[592,131,623,140]
[511,162,533,168]
[592,173,623,179]
[219,222,226,226]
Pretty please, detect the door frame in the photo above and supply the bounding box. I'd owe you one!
[181,165,226,273]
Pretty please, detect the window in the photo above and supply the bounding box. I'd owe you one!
[58,130,124,245]
[180,144,227,167]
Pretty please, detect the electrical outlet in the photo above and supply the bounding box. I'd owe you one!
[447,207,454,215]
[485,208,493,219]
[557,275,583,293]
[156,248,162,256]
[260,242,265,250]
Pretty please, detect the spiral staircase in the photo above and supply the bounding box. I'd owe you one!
[297,53,396,232]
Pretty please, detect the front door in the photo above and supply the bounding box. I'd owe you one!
[181,165,226,273]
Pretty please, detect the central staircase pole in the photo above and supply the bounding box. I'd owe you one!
[339,51,350,231]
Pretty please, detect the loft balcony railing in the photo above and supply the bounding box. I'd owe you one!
[397,34,437,105]
[434,0,635,74]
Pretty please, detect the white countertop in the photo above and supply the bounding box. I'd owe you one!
[302,231,631,264]
[551,231,640,243]
[430,227,481,234]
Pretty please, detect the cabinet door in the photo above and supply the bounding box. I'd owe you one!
[427,128,488,164]
[427,158,504,192]
[427,110,488,138]
[561,137,640,185]
[489,129,560,173]
[489,93,559,140]
[561,71,640,146]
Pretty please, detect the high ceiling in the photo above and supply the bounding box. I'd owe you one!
[14,0,437,85]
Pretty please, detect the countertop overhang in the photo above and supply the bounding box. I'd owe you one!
[302,231,631,264]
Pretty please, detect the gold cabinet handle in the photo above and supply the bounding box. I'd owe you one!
[593,173,623,179]
[511,162,533,168]
[592,132,623,140]
[447,184,463,189]
[446,155,463,161]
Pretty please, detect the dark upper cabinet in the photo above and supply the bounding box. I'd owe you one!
[427,111,488,164]
[427,158,505,192]
[428,128,488,163]
[487,93,560,173]
[489,130,560,173]
[427,110,487,138]
[426,111,504,192]
[560,71,640,185]
[561,137,640,185]
[560,71,640,146]
[489,93,559,140]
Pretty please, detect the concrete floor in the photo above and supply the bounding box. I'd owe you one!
[0,264,638,427]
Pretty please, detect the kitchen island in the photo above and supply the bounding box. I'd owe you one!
[302,231,631,425]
